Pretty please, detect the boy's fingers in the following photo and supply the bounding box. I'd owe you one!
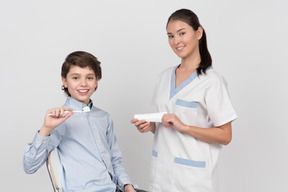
[60,108,65,116]
[63,111,73,119]
[55,109,60,117]
[51,110,56,117]
[47,108,73,117]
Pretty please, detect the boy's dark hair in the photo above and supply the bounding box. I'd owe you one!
[61,51,102,96]
[167,9,212,75]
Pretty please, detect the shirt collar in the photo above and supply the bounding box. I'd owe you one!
[65,97,93,111]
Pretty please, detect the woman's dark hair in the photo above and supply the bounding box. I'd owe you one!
[61,51,102,96]
[167,9,212,75]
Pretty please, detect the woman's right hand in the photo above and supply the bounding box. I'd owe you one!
[131,118,156,134]
[39,107,73,136]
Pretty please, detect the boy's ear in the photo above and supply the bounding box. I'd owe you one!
[62,77,67,88]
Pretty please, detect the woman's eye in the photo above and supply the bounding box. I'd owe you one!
[179,32,185,36]
[168,35,174,39]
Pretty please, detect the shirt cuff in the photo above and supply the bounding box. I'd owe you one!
[32,130,50,149]
[25,131,50,162]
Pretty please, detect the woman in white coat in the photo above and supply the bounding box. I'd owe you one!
[131,9,237,192]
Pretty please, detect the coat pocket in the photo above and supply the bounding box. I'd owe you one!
[174,99,199,125]
[175,99,199,108]
[171,157,210,192]
[150,151,172,192]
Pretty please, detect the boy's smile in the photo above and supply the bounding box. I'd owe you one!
[62,66,98,105]
[78,89,89,95]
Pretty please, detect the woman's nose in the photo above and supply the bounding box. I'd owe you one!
[174,36,181,45]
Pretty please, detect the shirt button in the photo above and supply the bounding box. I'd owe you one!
[43,141,46,144]
[97,140,100,143]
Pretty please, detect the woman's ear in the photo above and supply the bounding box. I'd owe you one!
[197,26,203,40]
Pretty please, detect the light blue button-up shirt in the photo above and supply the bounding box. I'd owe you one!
[23,97,132,192]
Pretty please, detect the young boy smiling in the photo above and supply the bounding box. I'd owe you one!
[23,51,136,192]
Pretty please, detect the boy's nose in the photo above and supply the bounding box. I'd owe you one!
[80,79,88,86]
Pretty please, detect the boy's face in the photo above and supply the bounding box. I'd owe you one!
[62,66,98,105]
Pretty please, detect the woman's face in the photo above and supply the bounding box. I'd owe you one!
[167,20,202,60]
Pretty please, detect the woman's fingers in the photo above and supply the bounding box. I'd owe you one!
[131,118,153,133]
[162,113,177,128]
[137,121,150,131]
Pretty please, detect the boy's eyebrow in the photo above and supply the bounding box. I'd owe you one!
[70,73,80,76]
[70,73,96,76]
[86,73,96,76]
[167,28,186,35]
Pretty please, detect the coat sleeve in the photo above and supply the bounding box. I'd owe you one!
[204,74,238,127]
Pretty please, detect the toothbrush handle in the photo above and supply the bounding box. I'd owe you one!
[48,111,71,116]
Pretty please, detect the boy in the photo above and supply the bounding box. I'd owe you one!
[23,51,136,192]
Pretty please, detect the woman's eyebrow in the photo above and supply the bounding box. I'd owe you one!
[177,28,186,32]
[167,28,186,35]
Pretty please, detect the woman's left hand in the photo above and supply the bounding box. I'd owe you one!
[162,113,233,145]
[161,113,187,133]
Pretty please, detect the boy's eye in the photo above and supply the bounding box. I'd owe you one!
[87,76,94,80]
[72,77,78,80]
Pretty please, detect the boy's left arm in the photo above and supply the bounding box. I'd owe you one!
[107,117,136,192]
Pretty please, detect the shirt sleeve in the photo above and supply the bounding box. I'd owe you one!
[204,75,238,127]
[23,125,64,174]
[107,116,132,191]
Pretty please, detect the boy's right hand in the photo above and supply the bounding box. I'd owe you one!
[39,108,73,136]
[131,118,156,134]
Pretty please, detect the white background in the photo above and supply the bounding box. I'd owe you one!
[1,0,288,191]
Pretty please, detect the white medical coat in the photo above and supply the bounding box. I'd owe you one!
[150,65,237,192]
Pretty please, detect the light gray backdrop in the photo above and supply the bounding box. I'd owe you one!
[1,0,287,191]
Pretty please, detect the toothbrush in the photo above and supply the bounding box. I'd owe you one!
[48,110,89,116]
